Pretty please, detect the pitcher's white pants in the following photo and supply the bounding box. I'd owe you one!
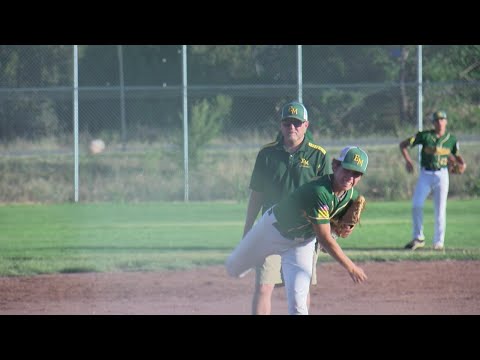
[412,168,449,247]
[225,208,316,315]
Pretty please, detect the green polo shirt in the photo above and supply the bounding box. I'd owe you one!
[273,174,359,240]
[249,133,332,214]
[407,130,459,169]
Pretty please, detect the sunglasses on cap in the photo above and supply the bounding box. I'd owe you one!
[281,119,304,128]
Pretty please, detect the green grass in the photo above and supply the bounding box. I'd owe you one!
[329,198,480,262]
[0,199,479,276]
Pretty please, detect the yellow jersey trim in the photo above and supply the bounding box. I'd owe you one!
[308,142,327,154]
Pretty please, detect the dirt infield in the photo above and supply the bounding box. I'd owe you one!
[0,261,479,315]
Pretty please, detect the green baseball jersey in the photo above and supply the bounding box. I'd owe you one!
[273,174,359,240]
[407,130,459,169]
[249,133,332,214]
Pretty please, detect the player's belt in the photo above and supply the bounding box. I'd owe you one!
[272,221,306,242]
[423,167,441,171]
[269,207,310,242]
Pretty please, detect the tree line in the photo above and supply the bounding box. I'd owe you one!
[0,45,479,142]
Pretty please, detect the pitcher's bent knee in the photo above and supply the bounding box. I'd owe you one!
[225,256,241,278]
[225,257,252,278]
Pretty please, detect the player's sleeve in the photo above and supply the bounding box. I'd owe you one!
[451,136,460,156]
[410,132,422,147]
[249,150,266,192]
[308,192,331,225]
[317,151,333,176]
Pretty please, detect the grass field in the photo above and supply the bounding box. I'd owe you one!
[0,199,479,276]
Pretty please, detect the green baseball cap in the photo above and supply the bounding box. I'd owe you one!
[432,110,447,121]
[281,101,308,122]
[337,146,368,174]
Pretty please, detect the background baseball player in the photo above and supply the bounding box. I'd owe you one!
[243,101,332,315]
[400,110,466,251]
[226,146,368,315]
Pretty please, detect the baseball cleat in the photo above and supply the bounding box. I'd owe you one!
[404,239,425,250]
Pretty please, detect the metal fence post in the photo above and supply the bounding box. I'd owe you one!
[117,45,127,151]
[182,45,189,202]
[297,45,302,102]
[73,45,79,203]
[417,45,423,171]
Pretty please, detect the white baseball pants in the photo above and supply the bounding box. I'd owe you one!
[412,167,449,247]
[225,208,316,315]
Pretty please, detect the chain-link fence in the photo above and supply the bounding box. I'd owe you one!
[1,45,479,203]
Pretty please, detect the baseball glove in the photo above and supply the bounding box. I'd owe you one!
[447,156,466,174]
[330,195,366,238]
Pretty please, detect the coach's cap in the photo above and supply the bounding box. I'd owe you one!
[337,146,368,174]
[281,101,308,122]
[432,110,447,121]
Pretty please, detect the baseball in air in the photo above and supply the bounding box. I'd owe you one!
[89,139,106,154]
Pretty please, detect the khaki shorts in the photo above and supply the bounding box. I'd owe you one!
[255,246,319,286]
